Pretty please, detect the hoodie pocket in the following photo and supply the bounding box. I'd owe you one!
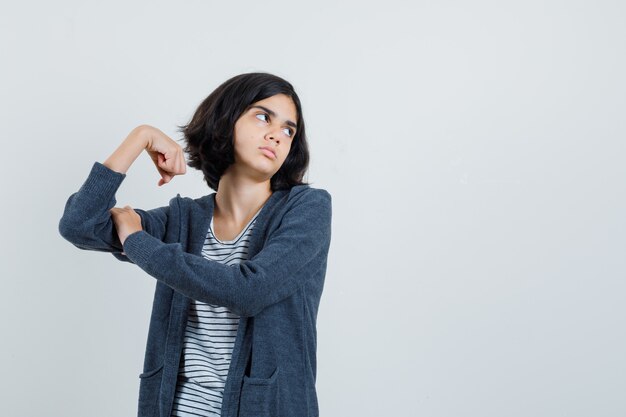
[138,364,164,417]
[238,367,280,417]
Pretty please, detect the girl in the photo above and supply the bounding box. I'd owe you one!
[59,72,332,417]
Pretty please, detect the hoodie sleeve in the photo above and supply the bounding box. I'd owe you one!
[121,188,332,316]
[58,161,170,263]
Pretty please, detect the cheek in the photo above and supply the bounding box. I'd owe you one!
[284,143,293,158]
[232,128,252,151]
[233,134,262,163]
[235,125,255,144]
[279,148,291,164]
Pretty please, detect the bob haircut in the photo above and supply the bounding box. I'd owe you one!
[177,72,311,192]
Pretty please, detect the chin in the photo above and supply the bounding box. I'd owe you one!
[252,163,278,178]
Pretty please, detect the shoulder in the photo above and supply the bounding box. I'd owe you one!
[157,193,205,219]
[284,186,332,223]
[288,184,332,205]
[173,185,331,214]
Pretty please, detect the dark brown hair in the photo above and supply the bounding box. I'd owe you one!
[177,72,310,191]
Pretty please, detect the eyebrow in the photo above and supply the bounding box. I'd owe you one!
[249,105,298,130]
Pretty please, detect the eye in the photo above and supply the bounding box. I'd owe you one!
[256,112,295,138]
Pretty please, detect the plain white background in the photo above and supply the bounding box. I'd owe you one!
[1,1,624,416]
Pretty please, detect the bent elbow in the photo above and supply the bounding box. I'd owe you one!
[58,195,89,244]
[58,213,113,251]
[58,214,82,244]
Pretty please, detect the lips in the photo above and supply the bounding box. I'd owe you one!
[259,146,276,159]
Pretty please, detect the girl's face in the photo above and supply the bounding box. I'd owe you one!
[232,93,298,180]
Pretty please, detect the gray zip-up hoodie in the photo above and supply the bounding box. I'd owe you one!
[58,161,332,417]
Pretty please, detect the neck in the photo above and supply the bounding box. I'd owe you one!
[214,168,273,225]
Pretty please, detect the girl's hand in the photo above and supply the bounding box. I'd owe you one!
[110,205,143,250]
[142,125,187,186]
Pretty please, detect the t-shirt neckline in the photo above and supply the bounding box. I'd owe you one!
[209,205,264,245]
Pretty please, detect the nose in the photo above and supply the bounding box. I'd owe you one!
[265,129,280,144]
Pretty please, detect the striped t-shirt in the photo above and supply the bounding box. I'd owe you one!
[170,206,263,417]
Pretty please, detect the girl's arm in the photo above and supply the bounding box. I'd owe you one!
[58,126,184,260]
[121,189,332,317]
[103,125,187,186]
[102,125,150,174]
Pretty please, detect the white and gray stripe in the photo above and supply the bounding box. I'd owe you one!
[170,207,262,417]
